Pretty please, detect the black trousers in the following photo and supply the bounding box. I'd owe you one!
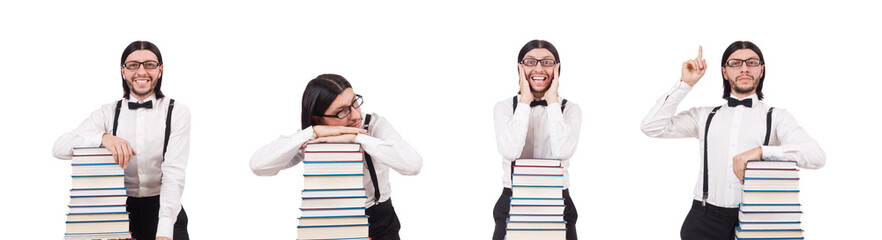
[365,199,402,240]
[493,188,578,240]
[680,200,739,240]
[127,195,189,240]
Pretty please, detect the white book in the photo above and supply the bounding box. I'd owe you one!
[71,175,125,189]
[506,221,567,230]
[303,175,364,190]
[513,166,564,175]
[512,174,564,186]
[740,204,801,212]
[69,196,128,207]
[735,228,803,238]
[303,152,364,162]
[301,197,367,209]
[70,188,127,197]
[510,198,565,206]
[303,161,364,175]
[515,159,562,167]
[68,205,127,214]
[738,222,802,230]
[508,214,564,222]
[65,220,130,234]
[505,229,566,240]
[743,178,799,191]
[746,160,797,169]
[71,164,124,175]
[739,211,802,222]
[512,186,563,198]
[64,232,132,240]
[298,216,369,227]
[304,143,362,152]
[510,205,566,215]
[67,213,129,222]
[300,208,366,217]
[296,224,369,239]
[742,191,800,204]
[302,189,367,198]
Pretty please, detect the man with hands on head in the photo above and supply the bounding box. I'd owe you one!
[493,40,582,240]
[640,41,825,240]
[250,74,422,240]
[52,41,190,240]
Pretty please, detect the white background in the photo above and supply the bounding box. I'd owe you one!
[1,1,879,239]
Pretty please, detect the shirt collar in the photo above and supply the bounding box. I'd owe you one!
[126,94,157,107]
[731,93,759,106]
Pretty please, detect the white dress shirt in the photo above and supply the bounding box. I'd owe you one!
[494,95,582,189]
[250,112,422,208]
[641,81,825,208]
[53,94,191,238]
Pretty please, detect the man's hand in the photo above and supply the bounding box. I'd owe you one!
[733,146,763,184]
[518,64,534,104]
[312,125,367,138]
[681,45,707,87]
[306,134,358,144]
[156,237,171,240]
[545,64,560,104]
[101,133,135,169]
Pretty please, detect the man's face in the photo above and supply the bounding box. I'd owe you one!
[120,50,162,99]
[314,88,363,128]
[521,48,556,94]
[722,49,764,96]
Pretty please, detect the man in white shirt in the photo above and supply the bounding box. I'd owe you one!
[641,41,825,239]
[493,40,582,240]
[53,41,191,240]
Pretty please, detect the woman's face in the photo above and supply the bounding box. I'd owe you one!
[315,88,362,128]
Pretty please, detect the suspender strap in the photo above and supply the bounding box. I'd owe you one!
[511,95,568,113]
[163,99,175,159]
[112,99,175,162]
[362,114,381,204]
[112,100,122,136]
[763,108,774,146]
[512,96,518,114]
[702,106,723,206]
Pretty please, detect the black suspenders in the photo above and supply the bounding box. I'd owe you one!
[112,99,175,160]
[511,95,568,114]
[362,114,382,204]
[702,105,774,206]
[509,95,568,180]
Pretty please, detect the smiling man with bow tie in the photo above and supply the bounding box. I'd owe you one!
[53,41,191,240]
[492,40,583,240]
[640,41,826,240]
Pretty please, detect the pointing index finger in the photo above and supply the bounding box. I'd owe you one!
[697,45,703,60]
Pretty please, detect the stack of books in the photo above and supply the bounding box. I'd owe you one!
[736,160,804,240]
[297,143,370,240]
[65,147,131,240]
[506,158,566,240]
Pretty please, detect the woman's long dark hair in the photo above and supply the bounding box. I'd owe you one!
[301,74,352,129]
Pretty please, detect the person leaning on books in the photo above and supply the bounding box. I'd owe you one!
[493,40,583,240]
[250,73,423,240]
[640,41,826,240]
[52,41,191,240]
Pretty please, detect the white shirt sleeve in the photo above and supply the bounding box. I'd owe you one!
[761,109,826,169]
[546,102,582,160]
[250,126,316,176]
[52,105,112,160]
[156,103,191,238]
[494,99,531,161]
[641,81,704,139]
[357,114,422,176]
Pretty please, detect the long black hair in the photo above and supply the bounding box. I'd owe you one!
[120,41,164,99]
[720,41,765,100]
[301,74,352,129]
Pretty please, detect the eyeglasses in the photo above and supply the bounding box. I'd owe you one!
[725,58,763,68]
[519,58,557,67]
[123,61,160,70]
[318,94,364,119]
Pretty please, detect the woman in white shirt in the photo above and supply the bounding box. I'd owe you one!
[250,73,422,240]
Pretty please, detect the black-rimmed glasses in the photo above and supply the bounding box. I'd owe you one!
[725,58,763,68]
[123,61,160,70]
[520,58,557,67]
[318,94,364,119]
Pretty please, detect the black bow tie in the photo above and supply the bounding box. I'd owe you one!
[128,100,153,110]
[530,100,548,107]
[727,98,753,108]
